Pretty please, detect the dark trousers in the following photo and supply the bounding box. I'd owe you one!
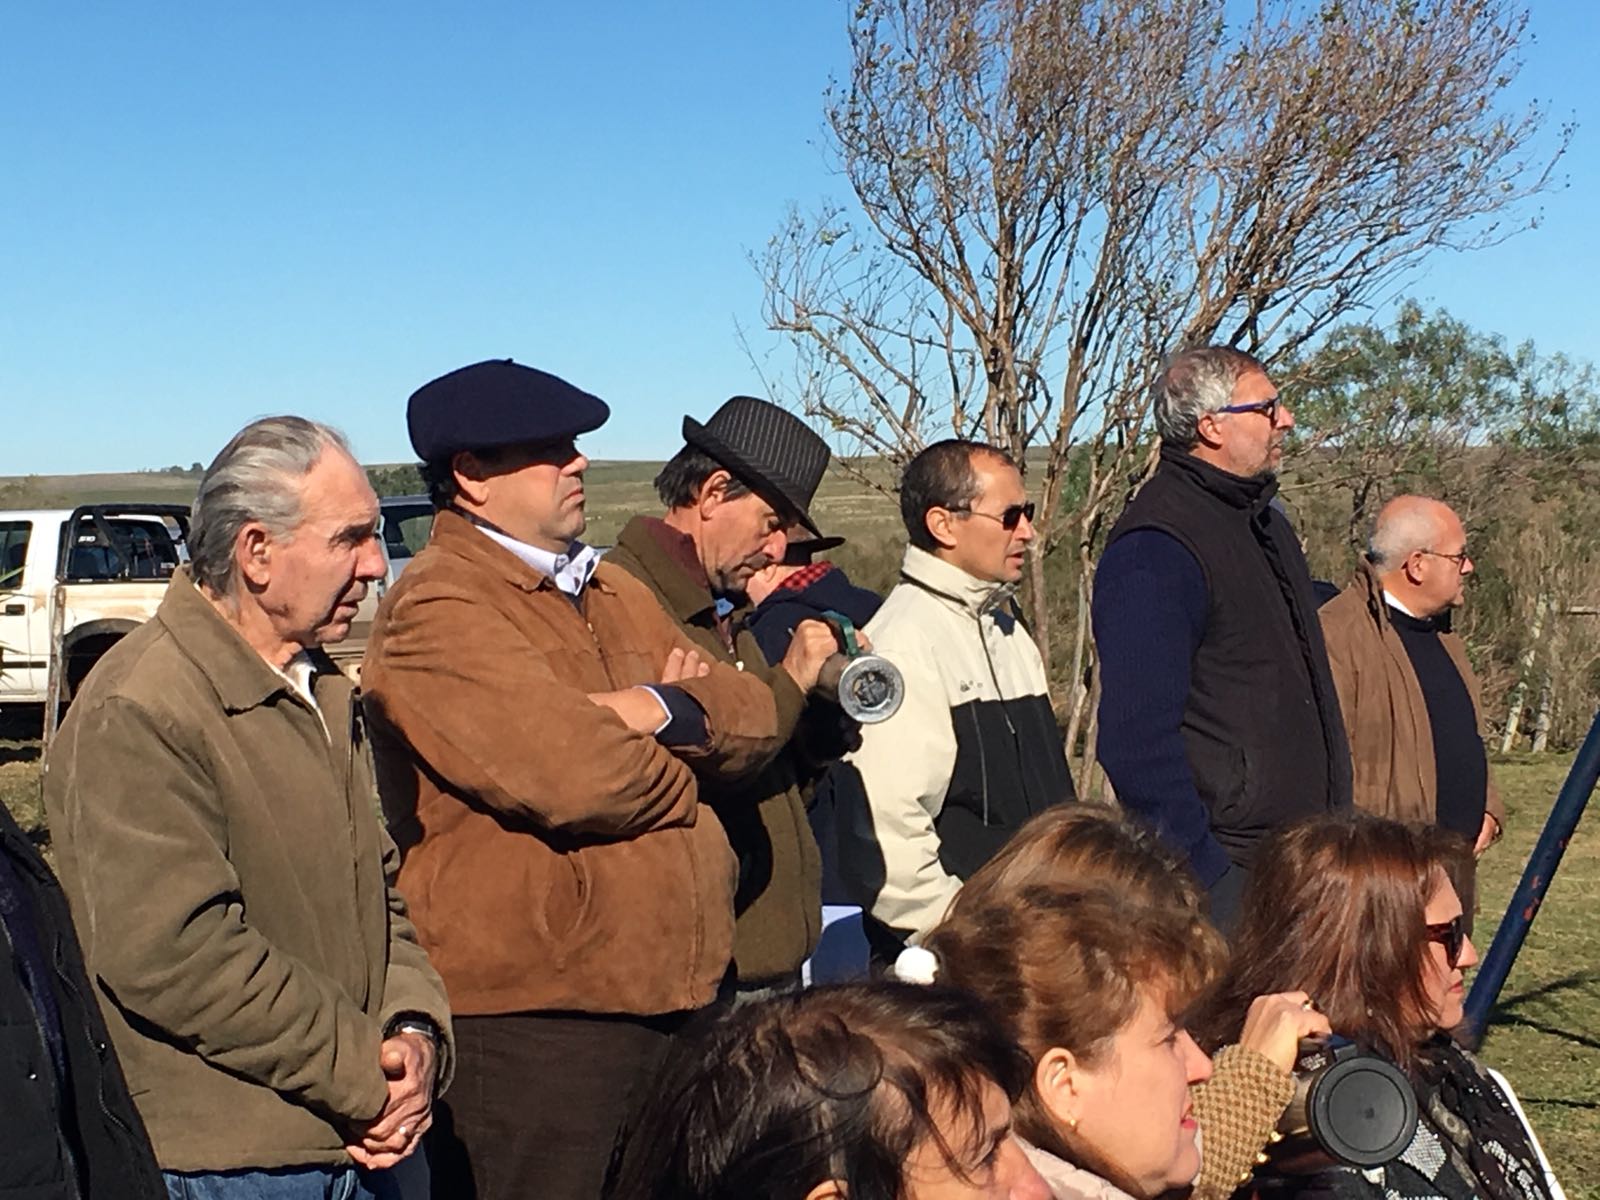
[426,1011,686,1200]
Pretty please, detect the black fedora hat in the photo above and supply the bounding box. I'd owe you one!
[682,397,830,536]
[408,359,609,461]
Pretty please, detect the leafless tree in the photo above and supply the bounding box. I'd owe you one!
[757,0,1568,778]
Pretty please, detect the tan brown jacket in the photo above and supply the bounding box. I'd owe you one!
[361,510,784,1018]
[43,572,451,1172]
[1318,566,1504,830]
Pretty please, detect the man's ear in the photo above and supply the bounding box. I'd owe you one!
[235,522,273,590]
[451,450,494,507]
[696,469,736,520]
[1034,1045,1085,1133]
[923,506,961,551]
[1194,410,1226,449]
[803,1183,845,1200]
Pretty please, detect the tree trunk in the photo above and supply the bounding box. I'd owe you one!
[1500,591,1550,753]
[1025,543,1052,673]
[1531,673,1554,753]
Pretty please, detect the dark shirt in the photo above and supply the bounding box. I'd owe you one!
[1388,605,1488,839]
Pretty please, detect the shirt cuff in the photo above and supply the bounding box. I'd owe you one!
[639,685,709,748]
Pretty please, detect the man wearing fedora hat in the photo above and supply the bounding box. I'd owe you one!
[606,396,854,999]
[361,362,792,1199]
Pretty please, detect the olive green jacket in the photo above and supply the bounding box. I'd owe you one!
[43,571,452,1172]
[607,517,824,984]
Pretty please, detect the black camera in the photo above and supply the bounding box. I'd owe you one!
[1274,1036,1418,1167]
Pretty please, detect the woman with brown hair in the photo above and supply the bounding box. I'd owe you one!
[900,805,1330,1200]
[1198,815,1555,1200]
[918,883,1219,1200]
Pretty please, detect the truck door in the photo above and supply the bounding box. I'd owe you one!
[0,519,46,698]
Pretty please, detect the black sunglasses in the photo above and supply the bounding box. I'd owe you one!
[951,501,1036,531]
[1426,915,1466,968]
[1218,396,1281,423]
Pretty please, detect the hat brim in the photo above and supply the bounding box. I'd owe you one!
[682,416,822,536]
[782,535,845,565]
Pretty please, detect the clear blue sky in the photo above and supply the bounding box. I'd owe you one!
[2,2,1594,474]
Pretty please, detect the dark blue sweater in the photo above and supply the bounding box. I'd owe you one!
[1092,529,1231,886]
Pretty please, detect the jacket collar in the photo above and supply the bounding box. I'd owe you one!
[1349,561,1454,635]
[1159,442,1279,512]
[613,515,726,624]
[156,570,335,714]
[1017,1138,1141,1200]
[429,507,615,599]
[899,545,1013,617]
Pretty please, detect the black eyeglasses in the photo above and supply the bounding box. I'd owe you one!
[951,501,1036,531]
[1426,915,1466,968]
[1218,396,1282,423]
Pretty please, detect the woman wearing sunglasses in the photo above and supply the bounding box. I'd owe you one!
[1198,816,1554,1200]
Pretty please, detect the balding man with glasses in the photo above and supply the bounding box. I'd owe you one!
[834,439,1075,960]
[1093,347,1352,933]
[1319,496,1505,875]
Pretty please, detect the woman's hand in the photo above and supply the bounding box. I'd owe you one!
[1237,992,1333,1074]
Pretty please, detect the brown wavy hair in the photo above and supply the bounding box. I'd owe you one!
[1193,815,1451,1073]
[924,884,1222,1163]
[948,804,1224,959]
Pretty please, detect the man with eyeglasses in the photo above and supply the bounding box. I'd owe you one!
[1319,496,1505,878]
[835,439,1076,959]
[1093,347,1352,934]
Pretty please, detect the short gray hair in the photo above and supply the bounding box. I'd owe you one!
[1152,346,1268,449]
[189,416,352,596]
[1366,497,1449,571]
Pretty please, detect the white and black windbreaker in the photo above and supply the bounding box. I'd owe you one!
[835,546,1074,945]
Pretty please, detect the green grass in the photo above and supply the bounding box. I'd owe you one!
[1474,752,1600,1197]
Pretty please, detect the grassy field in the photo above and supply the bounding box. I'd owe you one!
[1,712,1595,1191]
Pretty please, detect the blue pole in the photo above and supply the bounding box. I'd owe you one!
[1462,707,1600,1042]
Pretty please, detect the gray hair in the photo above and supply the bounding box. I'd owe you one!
[1152,346,1268,449]
[189,416,352,596]
[1366,497,1449,572]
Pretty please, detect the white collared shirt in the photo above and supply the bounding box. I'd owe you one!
[475,525,601,596]
[472,523,672,731]
[1383,589,1421,619]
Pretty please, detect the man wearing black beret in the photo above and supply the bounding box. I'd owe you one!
[362,361,790,1199]
[606,397,853,1001]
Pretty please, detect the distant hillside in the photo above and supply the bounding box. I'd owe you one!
[0,461,906,582]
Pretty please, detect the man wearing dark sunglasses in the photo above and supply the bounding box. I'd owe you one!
[835,439,1075,960]
[1092,346,1352,935]
[1320,495,1505,878]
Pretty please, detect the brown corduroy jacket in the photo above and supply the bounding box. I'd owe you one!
[606,516,824,985]
[43,571,452,1172]
[361,510,784,1018]
[1318,565,1505,832]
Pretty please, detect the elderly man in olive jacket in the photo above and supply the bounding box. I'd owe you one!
[45,418,452,1200]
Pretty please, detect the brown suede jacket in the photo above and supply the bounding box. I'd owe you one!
[361,510,784,1018]
[607,516,824,985]
[1319,565,1504,832]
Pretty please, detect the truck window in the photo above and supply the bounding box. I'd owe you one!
[0,521,30,590]
[64,516,183,581]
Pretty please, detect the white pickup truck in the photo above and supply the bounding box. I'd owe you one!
[0,505,190,741]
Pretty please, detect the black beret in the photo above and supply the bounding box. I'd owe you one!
[407,359,610,462]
